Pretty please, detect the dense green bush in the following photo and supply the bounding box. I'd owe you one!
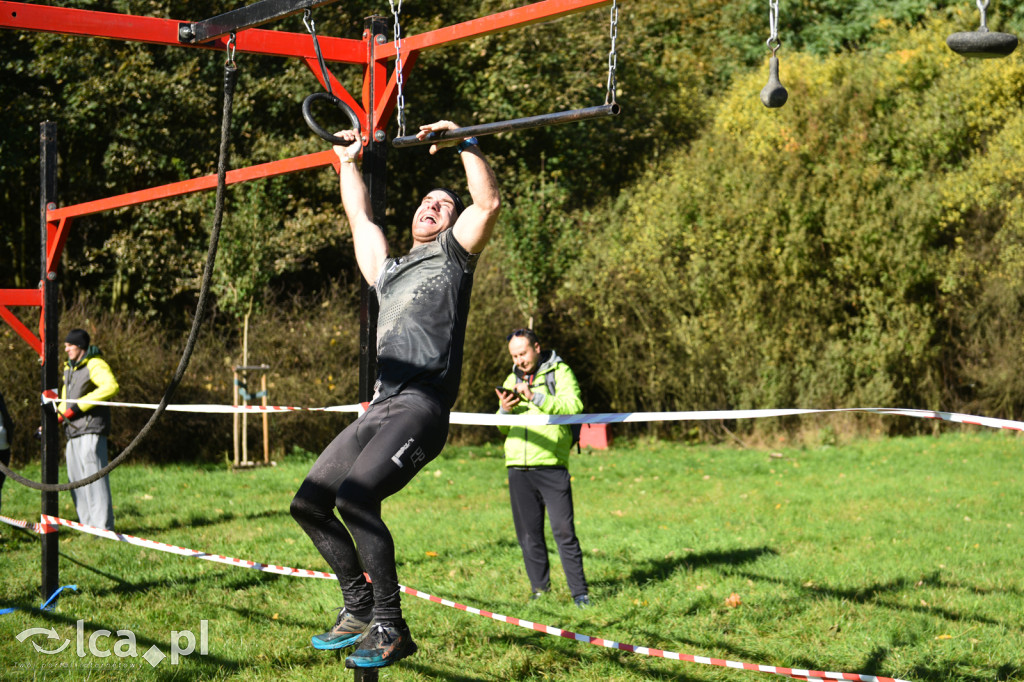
[559,15,1024,435]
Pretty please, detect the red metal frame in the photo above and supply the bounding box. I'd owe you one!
[0,1,364,61]
[0,289,43,356]
[0,0,612,357]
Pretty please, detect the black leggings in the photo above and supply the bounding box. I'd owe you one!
[290,387,448,623]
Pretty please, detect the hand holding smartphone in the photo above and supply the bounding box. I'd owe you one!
[495,386,519,405]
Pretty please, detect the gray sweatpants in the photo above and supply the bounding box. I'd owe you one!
[66,434,115,531]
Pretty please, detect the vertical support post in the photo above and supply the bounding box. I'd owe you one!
[260,372,269,464]
[358,15,388,404]
[241,367,249,466]
[39,121,60,600]
[232,367,240,467]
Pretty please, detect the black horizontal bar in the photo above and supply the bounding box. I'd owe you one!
[391,103,621,148]
[179,0,339,44]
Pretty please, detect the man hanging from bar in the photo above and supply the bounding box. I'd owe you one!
[290,121,500,669]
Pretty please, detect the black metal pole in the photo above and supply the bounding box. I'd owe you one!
[178,0,342,44]
[391,103,620,148]
[358,16,388,404]
[40,121,60,600]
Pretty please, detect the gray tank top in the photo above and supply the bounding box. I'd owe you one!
[372,229,478,408]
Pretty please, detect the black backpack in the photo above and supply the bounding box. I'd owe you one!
[544,371,582,451]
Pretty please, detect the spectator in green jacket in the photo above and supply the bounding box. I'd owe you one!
[59,328,119,531]
[496,328,590,607]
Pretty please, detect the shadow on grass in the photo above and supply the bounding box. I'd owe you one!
[733,567,1013,626]
[660,629,945,682]
[667,631,900,682]
[591,545,779,596]
[218,599,322,631]
[401,631,710,681]
[59,547,281,599]
[112,507,292,535]
[399,536,522,570]
[793,642,1019,682]
[697,568,1021,681]
[0,523,41,546]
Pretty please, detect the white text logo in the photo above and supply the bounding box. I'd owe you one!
[16,620,209,667]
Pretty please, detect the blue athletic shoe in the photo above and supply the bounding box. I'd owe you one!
[311,608,371,650]
[344,620,418,668]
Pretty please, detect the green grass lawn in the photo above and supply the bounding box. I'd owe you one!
[1,430,1022,681]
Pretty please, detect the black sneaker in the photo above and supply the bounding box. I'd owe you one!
[344,620,418,668]
[529,589,548,601]
[574,594,592,609]
[311,608,372,650]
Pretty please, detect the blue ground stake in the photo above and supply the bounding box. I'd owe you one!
[0,584,77,615]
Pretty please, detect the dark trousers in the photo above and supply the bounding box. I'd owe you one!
[291,387,448,624]
[508,466,588,599]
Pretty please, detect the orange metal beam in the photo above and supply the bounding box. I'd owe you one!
[374,0,613,59]
[0,290,43,356]
[45,217,72,277]
[0,1,364,62]
[47,151,338,222]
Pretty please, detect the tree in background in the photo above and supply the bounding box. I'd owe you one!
[490,162,578,327]
[562,10,1024,431]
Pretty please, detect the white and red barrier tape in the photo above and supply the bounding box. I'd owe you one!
[39,389,363,415]
[35,515,335,579]
[0,513,909,682]
[400,584,908,682]
[39,391,1024,432]
[0,513,51,534]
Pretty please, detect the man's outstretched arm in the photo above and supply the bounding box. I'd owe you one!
[417,121,501,254]
[334,131,388,285]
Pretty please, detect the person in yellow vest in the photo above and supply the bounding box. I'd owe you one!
[59,328,119,530]
[496,327,590,608]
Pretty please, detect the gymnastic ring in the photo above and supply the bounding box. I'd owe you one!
[302,92,361,145]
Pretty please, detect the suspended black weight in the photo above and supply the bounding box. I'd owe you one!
[947,0,1018,59]
[947,30,1018,58]
[760,56,788,108]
